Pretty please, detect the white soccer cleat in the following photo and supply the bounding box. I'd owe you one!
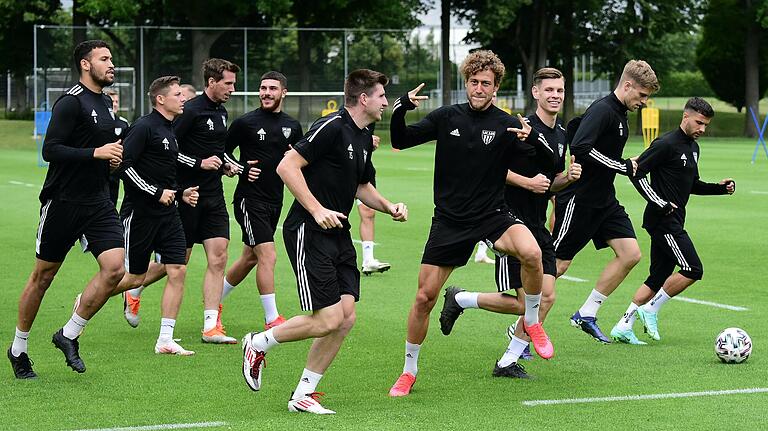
[241,332,267,391]
[362,259,391,275]
[288,392,336,414]
[474,254,494,264]
[154,339,195,356]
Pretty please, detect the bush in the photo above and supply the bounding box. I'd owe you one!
[4,108,34,121]
[656,71,715,98]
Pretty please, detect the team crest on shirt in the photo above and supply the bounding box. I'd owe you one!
[114,127,122,136]
[558,143,564,157]
[693,152,698,163]
[162,137,170,150]
[363,149,368,162]
[206,118,214,131]
[257,128,266,141]
[347,144,354,159]
[91,109,98,124]
[481,129,496,145]
[282,127,292,139]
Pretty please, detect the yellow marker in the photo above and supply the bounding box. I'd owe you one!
[498,99,512,115]
[321,100,339,117]
[642,99,660,148]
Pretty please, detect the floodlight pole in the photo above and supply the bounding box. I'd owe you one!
[139,27,145,116]
[243,28,248,110]
[344,30,349,79]
[33,25,38,135]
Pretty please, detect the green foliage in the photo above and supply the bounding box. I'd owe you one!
[655,70,715,98]
[0,0,61,76]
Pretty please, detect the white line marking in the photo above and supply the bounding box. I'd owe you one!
[560,275,588,282]
[405,167,431,171]
[70,421,227,431]
[672,296,748,311]
[522,387,768,407]
[750,190,768,195]
[9,180,38,187]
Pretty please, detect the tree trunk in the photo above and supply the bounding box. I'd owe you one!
[441,0,451,106]
[72,0,87,47]
[191,30,225,88]
[297,30,312,125]
[561,3,575,122]
[745,0,759,138]
[12,74,27,110]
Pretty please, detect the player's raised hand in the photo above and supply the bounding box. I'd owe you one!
[720,178,736,194]
[182,186,199,207]
[567,155,582,181]
[528,173,551,194]
[246,160,261,182]
[201,155,222,170]
[372,135,380,151]
[312,207,348,230]
[407,83,429,108]
[95,140,122,162]
[507,114,531,140]
[159,189,176,206]
[389,202,408,222]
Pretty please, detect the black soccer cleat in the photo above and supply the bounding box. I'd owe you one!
[492,361,532,379]
[52,329,85,373]
[570,311,611,344]
[439,286,466,335]
[8,347,37,379]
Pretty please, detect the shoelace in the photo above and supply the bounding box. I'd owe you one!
[248,349,267,377]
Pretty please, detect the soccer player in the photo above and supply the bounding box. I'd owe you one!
[240,69,407,414]
[359,134,392,275]
[438,67,581,378]
[104,89,129,205]
[552,60,658,343]
[387,50,553,397]
[181,84,197,101]
[122,59,241,344]
[8,40,125,379]
[111,75,199,355]
[610,97,735,344]
[221,71,302,329]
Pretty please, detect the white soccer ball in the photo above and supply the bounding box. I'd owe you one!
[714,327,752,364]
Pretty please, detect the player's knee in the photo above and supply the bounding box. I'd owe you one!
[620,247,642,268]
[207,251,228,271]
[338,311,357,336]
[316,311,344,336]
[30,269,57,291]
[556,259,571,277]
[414,289,438,313]
[166,264,187,281]
[102,264,125,285]
[518,245,542,270]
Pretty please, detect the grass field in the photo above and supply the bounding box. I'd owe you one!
[1,119,767,430]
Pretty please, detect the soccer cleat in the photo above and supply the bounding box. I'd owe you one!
[388,372,416,397]
[51,329,85,373]
[265,315,286,330]
[288,392,336,414]
[8,347,37,379]
[570,311,611,344]
[523,322,554,359]
[201,327,237,344]
[362,259,392,275]
[610,326,647,345]
[439,286,466,335]
[123,291,141,328]
[241,332,267,391]
[636,308,661,341]
[492,361,531,379]
[474,254,494,264]
[216,303,226,332]
[154,339,195,356]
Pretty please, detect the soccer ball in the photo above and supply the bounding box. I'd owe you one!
[714,327,752,364]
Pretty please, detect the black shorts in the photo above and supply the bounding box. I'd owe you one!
[552,197,636,261]
[121,207,187,275]
[36,199,123,262]
[421,211,524,267]
[495,225,557,291]
[644,230,703,291]
[234,197,281,247]
[283,223,360,312]
[178,194,229,247]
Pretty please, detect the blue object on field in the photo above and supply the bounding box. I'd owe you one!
[748,106,768,163]
[35,111,52,167]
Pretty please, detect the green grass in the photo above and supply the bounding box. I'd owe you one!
[1,120,768,430]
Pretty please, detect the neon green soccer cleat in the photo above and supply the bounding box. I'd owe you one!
[636,308,661,341]
[610,325,647,345]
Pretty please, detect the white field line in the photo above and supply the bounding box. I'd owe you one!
[559,275,588,282]
[70,421,227,431]
[672,295,748,311]
[227,219,376,245]
[749,191,768,195]
[9,180,38,187]
[522,387,768,407]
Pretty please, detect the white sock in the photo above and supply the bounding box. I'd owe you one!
[128,285,145,298]
[292,368,323,399]
[524,293,542,326]
[62,313,89,339]
[616,302,639,331]
[11,328,29,356]
[251,328,280,352]
[475,241,489,259]
[579,289,608,318]
[159,318,175,341]
[362,241,375,263]
[455,291,479,309]
[260,293,279,323]
[403,341,421,376]
[222,277,236,301]
[203,309,218,332]
[497,335,528,367]
[643,289,671,313]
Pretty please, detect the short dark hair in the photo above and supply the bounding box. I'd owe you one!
[684,97,715,118]
[202,58,240,87]
[73,40,110,74]
[260,71,288,89]
[344,69,388,106]
[533,67,564,87]
[149,75,180,107]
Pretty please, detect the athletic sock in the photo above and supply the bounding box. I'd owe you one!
[643,288,671,313]
[62,313,88,339]
[11,328,29,356]
[524,293,542,326]
[260,293,279,323]
[497,335,528,368]
[159,318,175,341]
[362,241,375,263]
[203,309,218,332]
[616,302,640,331]
[128,285,145,298]
[251,328,280,352]
[403,341,421,376]
[455,291,479,309]
[292,368,323,399]
[578,289,608,318]
[222,277,236,301]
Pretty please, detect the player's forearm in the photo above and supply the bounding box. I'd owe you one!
[692,180,727,195]
[631,175,668,208]
[390,95,425,150]
[506,170,532,190]
[356,183,391,214]
[550,172,572,192]
[277,163,323,215]
[120,166,161,198]
[42,141,95,162]
[582,148,632,176]
[177,152,202,169]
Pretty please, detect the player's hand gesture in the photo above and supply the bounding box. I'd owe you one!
[201,155,222,171]
[95,140,122,163]
[660,201,677,215]
[312,207,348,230]
[182,186,199,207]
[507,114,531,140]
[372,135,380,151]
[407,83,429,108]
[720,178,736,194]
[159,189,176,206]
[567,155,582,182]
[630,159,638,176]
[246,160,261,182]
[389,202,408,222]
[528,173,550,194]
